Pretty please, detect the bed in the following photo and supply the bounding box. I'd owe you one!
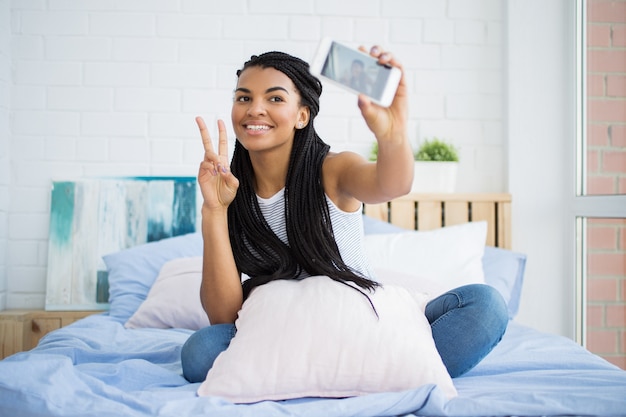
[1,191,625,417]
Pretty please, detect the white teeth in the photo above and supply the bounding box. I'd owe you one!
[247,125,269,131]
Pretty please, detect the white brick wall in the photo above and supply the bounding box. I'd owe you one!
[0,0,10,310]
[4,0,505,309]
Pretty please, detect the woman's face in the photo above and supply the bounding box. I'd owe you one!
[232,66,309,154]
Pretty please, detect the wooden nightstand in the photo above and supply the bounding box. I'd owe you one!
[0,310,102,359]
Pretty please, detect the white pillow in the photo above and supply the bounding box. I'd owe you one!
[125,257,210,330]
[364,221,487,299]
[197,276,457,403]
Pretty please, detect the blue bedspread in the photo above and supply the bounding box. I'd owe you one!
[1,314,625,417]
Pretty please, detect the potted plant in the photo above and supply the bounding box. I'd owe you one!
[368,138,459,193]
[412,138,459,193]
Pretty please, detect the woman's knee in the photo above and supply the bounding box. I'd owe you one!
[181,323,236,383]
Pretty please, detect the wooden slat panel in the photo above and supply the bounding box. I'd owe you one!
[472,201,496,246]
[417,201,442,230]
[363,202,388,222]
[389,200,415,230]
[443,201,469,226]
[363,193,512,249]
[498,201,512,249]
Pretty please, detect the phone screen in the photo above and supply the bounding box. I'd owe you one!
[320,41,392,103]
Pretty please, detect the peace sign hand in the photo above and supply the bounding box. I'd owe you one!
[196,117,239,210]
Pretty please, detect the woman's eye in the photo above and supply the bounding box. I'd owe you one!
[235,96,249,102]
[269,96,284,103]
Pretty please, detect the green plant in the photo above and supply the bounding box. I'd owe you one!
[368,142,378,161]
[414,138,459,162]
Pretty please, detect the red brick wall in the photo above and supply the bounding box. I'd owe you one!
[586,0,626,369]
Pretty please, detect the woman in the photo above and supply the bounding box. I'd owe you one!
[181,46,508,383]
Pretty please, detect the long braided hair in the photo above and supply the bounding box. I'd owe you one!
[228,51,380,300]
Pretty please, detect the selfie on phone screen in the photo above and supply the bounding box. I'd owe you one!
[321,41,391,101]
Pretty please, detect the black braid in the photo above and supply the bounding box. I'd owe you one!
[228,51,380,300]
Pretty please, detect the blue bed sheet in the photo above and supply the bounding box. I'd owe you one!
[0,314,625,417]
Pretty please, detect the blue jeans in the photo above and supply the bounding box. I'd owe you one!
[181,283,508,383]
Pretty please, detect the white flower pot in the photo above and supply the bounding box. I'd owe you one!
[411,161,458,193]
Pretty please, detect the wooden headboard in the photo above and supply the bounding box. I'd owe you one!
[363,193,512,249]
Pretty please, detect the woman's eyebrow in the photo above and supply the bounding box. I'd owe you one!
[234,86,290,94]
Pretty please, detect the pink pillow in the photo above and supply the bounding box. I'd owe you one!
[198,276,457,403]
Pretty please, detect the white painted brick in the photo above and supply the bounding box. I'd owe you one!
[424,20,454,44]
[13,111,80,135]
[83,163,150,178]
[449,0,502,20]
[315,0,379,17]
[12,85,46,109]
[51,0,178,12]
[44,136,76,160]
[438,70,502,94]
[89,13,155,36]
[414,70,444,94]
[250,0,313,14]
[290,16,321,41]
[217,63,240,87]
[185,88,233,117]
[10,0,45,11]
[13,160,82,187]
[382,0,446,18]
[354,19,389,44]
[409,94,445,120]
[81,112,147,136]
[483,121,504,145]
[84,62,150,86]
[151,139,183,163]
[8,213,48,239]
[20,11,88,35]
[149,112,203,138]
[179,39,245,64]
[46,36,111,60]
[417,120,483,145]
[321,17,353,42]
[183,139,204,165]
[152,64,217,88]
[6,293,45,310]
[114,88,180,112]
[223,15,289,40]
[389,19,423,44]
[109,137,149,162]
[7,266,46,292]
[182,0,246,14]
[112,38,178,62]
[446,94,501,120]
[8,241,42,266]
[12,35,44,60]
[455,21,487,45]
[157,14,221,38]
[11,135,45,160]
[441,45,501,70]
[48,87,112,111]
[9,186,51,214]
[76,137,108,161]
[393,44,441,70]
[14,61,82,85]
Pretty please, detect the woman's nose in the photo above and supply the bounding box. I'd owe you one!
[246,101,266,116]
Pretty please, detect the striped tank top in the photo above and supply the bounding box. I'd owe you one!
[256,188,376,280]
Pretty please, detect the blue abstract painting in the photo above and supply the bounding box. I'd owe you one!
[45,177,197,311]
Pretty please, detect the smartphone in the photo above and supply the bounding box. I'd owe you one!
[310,38,402,107]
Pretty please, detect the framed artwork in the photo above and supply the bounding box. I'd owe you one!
[45,177,197,311]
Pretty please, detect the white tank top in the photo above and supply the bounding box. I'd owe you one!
[256,188,376,279]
